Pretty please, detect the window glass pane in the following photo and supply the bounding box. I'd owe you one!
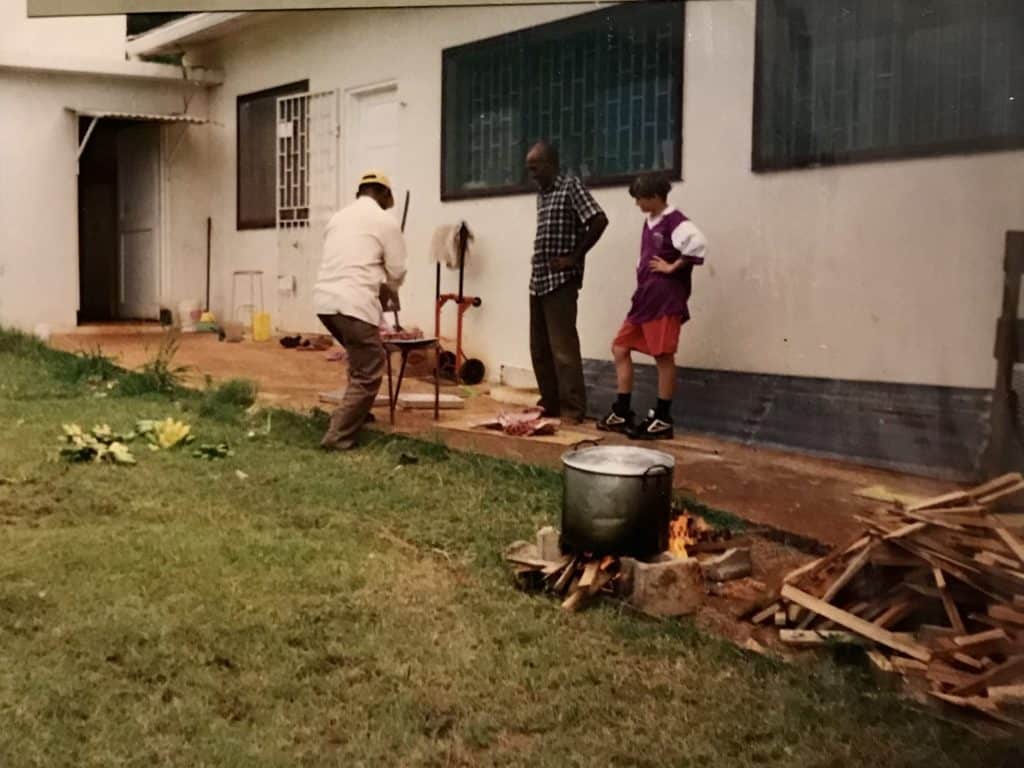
[754,0,1024,171]
[237,81,308,230]
[442,3,683,198]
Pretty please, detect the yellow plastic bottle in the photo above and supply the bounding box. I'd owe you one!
[251,312,272,342]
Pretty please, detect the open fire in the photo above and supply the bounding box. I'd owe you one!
[505,510,734,614]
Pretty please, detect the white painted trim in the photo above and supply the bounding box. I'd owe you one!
[0,52,223,85]
[159,125,173,315]
[125,12,252,56]
[343,79,399,202]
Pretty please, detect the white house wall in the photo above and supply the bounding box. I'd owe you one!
[0,1,126,62]
[0,71,211,332]
[192,0,1021,390]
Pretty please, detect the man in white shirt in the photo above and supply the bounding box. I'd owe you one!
[314,170,407,450]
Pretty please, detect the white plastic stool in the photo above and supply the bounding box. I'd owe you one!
[231,270,265,325]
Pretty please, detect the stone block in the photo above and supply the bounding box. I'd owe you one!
[700,547,752,582]
[627,557,703,617]
[536,526,561,562]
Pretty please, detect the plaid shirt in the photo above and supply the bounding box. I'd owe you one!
[530,175,604,296]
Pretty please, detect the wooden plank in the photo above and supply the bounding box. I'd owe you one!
[883,522,928,541]
[552,557,578,593]
[995,528,1024,566]
[950,655,1024,697]
[774,611,788,627]
[969,472,1024,499]
[977,480,1024,506]
[902,511,968,532]
[782,536,871,585]
[908,489,972,512]
[585,569,614,597]
[933,567,967,635]
[918,505,988,516]
[891,657,929,675]
[779,629,864,647]
[988,684,1024,705]
[927,661,980,689]
[505,555,551,569]
[578,561,600,589]
[797,544,876,629]
[975,551,1022,570]
[541,556,572,577]
[781,585,933,662]
[929,692,1024,728]
[751,601,781,624]
[952,653,987,672]
[873,599,916,630]
[954,628,1010,651]
[989,604,1024,626]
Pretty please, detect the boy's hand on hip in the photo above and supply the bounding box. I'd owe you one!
[551,255,578,270]
[648,256,678,274]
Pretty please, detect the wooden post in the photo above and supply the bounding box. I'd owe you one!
[981,231,1024,482]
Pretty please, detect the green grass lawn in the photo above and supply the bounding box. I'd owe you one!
[0,329,1020,767]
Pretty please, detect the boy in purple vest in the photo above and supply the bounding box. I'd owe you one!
[597,172,707,440]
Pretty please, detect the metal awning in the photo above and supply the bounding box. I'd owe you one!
[68,107,210,172]
[70,108,209,125]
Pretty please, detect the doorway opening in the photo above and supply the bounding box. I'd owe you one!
[77,118,162,324]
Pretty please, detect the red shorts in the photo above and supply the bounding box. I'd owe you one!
[613,315,682,357]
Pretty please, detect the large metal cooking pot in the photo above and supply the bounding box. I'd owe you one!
[560,443,675,558]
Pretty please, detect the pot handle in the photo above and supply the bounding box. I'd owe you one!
[569,439,601,452]
[641,464,672,486]
[642,464,672,476]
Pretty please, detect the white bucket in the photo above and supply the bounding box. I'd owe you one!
[178,299,202,333]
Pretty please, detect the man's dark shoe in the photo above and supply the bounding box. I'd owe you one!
[629,410,674,441]
[597,408,634,433]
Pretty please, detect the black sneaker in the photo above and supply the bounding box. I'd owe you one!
[596,408,634,433]
[629,410,674,441]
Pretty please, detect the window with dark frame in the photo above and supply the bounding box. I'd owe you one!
[237,80,309,230]
[753,0,1024,172]
[441,2,684,200]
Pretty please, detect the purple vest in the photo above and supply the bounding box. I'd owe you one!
[626,209,693,325]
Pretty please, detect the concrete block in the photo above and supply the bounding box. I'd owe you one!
[536,526,561,562]
[627,557,703,617]
[700,547,752,582]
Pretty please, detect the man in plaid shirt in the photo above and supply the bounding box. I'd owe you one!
[526,141,609,422]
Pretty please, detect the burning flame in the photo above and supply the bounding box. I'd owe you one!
[668,514,697,558]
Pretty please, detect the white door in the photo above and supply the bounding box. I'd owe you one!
[346,85,402,219]
[116,124,161,320]
[276,90,340,334]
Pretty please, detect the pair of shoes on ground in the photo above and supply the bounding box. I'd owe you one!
[596,408,673,441]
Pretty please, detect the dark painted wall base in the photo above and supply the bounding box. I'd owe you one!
[583,359,992,481]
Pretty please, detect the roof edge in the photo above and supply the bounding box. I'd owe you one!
[0,51,223,86]
[126,12,253,57]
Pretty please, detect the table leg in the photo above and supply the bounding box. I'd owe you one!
[386,347,395,426]
[434,342,440,421]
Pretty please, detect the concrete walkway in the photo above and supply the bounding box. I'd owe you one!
[53,330,955,547]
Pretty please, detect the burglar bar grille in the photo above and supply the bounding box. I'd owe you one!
[276,90,340,230]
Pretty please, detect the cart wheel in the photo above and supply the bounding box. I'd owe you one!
[459,358,486,386]
[438,350,457,370]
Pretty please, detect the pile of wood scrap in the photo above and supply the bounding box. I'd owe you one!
[751,473,1024,726]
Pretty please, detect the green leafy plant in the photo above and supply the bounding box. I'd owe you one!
[118,332,189,396]
[199,378,258,421]
[59,423,137,465]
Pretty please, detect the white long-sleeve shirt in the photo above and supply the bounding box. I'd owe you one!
[313,196,408,326]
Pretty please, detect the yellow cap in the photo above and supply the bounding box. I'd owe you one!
[358,170,392,192]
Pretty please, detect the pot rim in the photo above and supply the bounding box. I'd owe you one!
[560,445,676,477]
